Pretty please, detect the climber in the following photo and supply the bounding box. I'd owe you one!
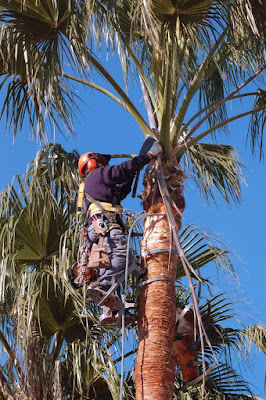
[78,138,162,325]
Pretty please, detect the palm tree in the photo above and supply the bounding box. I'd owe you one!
[0,1,265,399]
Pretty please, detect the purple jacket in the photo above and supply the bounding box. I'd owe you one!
[84,154,150,211]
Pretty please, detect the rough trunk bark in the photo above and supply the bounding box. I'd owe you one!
[135,212,180,400]
[135,158,185,400]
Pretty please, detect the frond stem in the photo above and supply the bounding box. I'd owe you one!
[63,73,151,136]
[160,45,173,157]
[171,29,227,145]
[176,105,266,158]
[0,328,22,377]
[180,92,258,135]
[182,65,266,144]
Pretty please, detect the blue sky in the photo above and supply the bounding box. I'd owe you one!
[0,61,265,396]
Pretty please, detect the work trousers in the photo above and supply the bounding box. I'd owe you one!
[86,224,133,289]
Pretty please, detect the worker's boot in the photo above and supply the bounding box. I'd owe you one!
[86,282,123,310]
[99,307,119,325]
[115,311,137,328]
[99,307,137,327]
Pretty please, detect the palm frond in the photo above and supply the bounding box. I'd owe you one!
[199,66,228,132]
[0,0,102,140]
[206,362,252,396]
[232,0,266,41]
[241,324,266,354]
[184,143,243,205]
[25,143,80,203]
[0,142,128,398]
[0,21,77,140]
[130,0,225,49]
[248,89,266,160]
[177,224,237,280]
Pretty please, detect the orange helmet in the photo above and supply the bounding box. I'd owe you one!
[78,153,110,176]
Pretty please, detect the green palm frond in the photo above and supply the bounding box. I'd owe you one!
[0,145,81,307]
[15,267,104,346]
[0,20,77,140]
[25,143,80,204]
[0,183,74,272]
[248,89,266,159]
[184,143,243,205]
[0,0,71,38]
[206,362,252,396]
[199,67,228,131]
[199,295,243,364]
[176,291,265,382]
[34,272,89,342]
[0,319,122,399]
[131,0,224,47]
[0,1,91,140]
[0,143,126,398]
[177,224,237,280]
[61,340,127,399]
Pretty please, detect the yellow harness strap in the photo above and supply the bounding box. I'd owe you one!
[77,181,85,217]
[88,202,122,218]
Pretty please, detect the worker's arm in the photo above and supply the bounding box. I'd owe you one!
[101,154,151,185]
[101,140,162,185]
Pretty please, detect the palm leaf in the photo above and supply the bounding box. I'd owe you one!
[241,325,266,354]
[199,66,228,131]
[0,1,86,139]
[205,362,252,396]
[248,89,266,159]
[236,0,266,40]
[184,143,243,205]
[0,13,78,139]
[178,224,236,280]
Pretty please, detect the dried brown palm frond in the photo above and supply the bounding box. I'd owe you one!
[173,293,261,397]
[240,324,266,354]
[238,0,266,40]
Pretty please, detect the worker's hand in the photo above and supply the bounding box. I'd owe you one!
[147,140,163,158]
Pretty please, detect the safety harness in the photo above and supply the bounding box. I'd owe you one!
[85,192,122,233]
[68,181,123,289]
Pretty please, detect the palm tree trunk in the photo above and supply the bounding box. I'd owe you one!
[135,209,180,400]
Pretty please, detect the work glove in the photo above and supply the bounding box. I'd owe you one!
[147,140,163,158]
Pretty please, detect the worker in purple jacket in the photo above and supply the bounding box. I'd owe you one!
[78,139,162,324]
